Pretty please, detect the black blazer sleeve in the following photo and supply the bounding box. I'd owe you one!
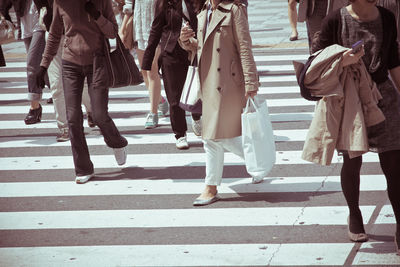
[313,10,341,53]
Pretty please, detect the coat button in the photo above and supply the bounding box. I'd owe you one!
[217,86,221,91]
[232,73,235,76]
[216,48,220,52]
[217,68,221,71]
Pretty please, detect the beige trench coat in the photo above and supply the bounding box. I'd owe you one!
[302,45,385,165]
[181,1,259,140]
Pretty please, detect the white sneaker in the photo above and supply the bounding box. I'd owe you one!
[176,135,189,149]
[113,146,127,165]
[252,177,264,184]
[75,173,94,184]
[191,118,202,136]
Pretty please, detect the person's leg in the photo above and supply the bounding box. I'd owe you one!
[86,64,128,149]
[24,32,46,124]
[197,139,224,200]
[160,53,188,140]
[305,0,328,50]
[378,150,400,252]
[288,0,298,41]
[48,35,69,141]
[62,60,94,176]
[137,47,163,114]
[340,154,366,235]
[0,45,5,67]
[26,31,45,107]
[82,81,95,128]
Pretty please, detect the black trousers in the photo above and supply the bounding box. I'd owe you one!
[160,49,189,139]
[62,60,128,176]
[0,46,5,67]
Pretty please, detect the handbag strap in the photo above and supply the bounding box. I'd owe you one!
[191,54,198,67]
[243,97,260,113]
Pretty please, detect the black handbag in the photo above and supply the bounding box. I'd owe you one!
[93,34,143,88]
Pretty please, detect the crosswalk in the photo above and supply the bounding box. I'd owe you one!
[0,0,399,266]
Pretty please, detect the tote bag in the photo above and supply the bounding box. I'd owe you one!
[179,56,202,113]
[93,34,143,89]
[0,16,16,45]
[241,97,276,178]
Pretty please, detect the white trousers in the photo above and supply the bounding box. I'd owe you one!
[47,35,92,131]
[203,136,246,186]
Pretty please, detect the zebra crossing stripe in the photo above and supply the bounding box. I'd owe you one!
[0,129,308,148]
[0,175,388,198]
[0,113,314,130]
[0,86,302,101]
[0,243,355,266]
[0,98,313,115]
[0,206,378,230]
[0,152,380,170]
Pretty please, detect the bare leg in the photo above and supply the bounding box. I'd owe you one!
[288,0,298,40]
[136,47,162,114]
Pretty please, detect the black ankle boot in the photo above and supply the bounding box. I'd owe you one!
[24,105,42,125]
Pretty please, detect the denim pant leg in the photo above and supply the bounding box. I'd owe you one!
[24,31,46,101]
[85,64,127,149]
[62,60,94,176]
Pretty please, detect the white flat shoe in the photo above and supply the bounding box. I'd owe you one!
[75,173,94,184]
[252,177,264,184]
[193,195,220,206]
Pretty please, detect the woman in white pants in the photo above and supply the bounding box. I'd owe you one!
[180,0,260,206]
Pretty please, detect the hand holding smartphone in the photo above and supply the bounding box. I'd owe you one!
[351,40,364,54]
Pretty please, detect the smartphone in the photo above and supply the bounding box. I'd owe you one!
[182,20,189,28]
[351,40,364,54]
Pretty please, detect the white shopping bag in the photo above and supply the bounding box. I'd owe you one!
[241,97,276,178]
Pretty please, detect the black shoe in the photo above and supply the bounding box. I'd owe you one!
[87,112,96,128]
[24,105,42,125]
[47,98,53,104]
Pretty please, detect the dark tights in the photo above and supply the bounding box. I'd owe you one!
[341,150,400,235]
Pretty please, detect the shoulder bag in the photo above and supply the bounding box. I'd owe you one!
[179,55,202,114]
[93,33,143,89]
[0,16,16,45]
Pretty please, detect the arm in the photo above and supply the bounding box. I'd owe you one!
[141,0,165,71]
[118,11,131,45]
[40,2,63,69]
[179,23,197,62]
[96,0,118,39]
[231,4,258,97]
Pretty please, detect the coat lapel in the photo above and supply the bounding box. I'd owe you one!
[203,9,226,45]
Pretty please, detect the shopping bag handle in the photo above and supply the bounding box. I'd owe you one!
[244,96,260,113]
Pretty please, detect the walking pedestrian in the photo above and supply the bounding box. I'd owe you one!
[288,0,299,41]
[4,0,46,124]
[142,0,202,149]
[314,0,400,255]
[34,0,95,142]
[119,0,169,130]
[180,0,260,206]
[36,0,128,184]
[298,0,347,51]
